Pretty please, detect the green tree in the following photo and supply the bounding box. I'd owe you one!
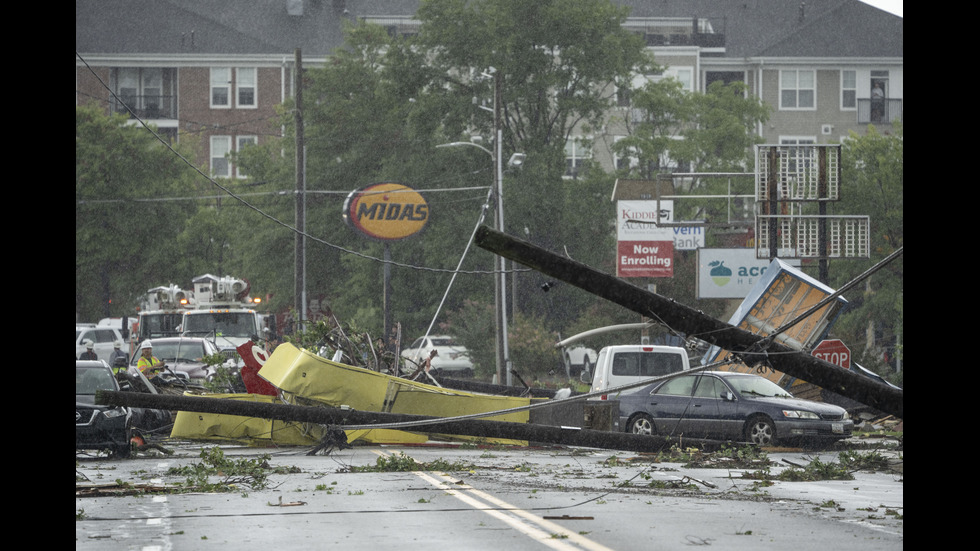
[75,105,198,321]
[830,123,903,383]
[416,0,652,331]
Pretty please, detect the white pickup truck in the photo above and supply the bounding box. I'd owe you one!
[587,344,691,399]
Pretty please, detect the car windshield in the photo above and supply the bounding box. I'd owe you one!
[726,376,792,398]
[149,342,206,363]
[76,366,118,395]
[139,313,183,339]
[430,338,458,347]
[183,312,257,338]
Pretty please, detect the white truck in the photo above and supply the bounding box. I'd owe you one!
[587,344,691,400]
[134,284,195,343]
[180,274,265,354]
[555,323,692,398]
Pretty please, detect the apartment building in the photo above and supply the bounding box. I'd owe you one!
[76,0,902,177]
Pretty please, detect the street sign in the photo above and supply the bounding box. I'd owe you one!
[812,339,851,369]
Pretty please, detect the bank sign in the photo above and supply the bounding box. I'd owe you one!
[343,182,429,241]
[697,248,800,298]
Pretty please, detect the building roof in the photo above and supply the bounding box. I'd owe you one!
[619,0,902,58]
[76,0,902,60]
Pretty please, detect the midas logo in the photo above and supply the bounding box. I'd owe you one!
[344,182,429,241]
[355,202,428,221]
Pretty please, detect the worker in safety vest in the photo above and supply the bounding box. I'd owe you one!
[136,341,165,377]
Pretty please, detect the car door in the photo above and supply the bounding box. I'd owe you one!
[686,375,728,438]
[647,375,699,436]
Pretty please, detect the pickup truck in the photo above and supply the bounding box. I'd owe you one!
[587,344,691,399]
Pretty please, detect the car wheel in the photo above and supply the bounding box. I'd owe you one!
[745,416,775,446]
[628,414,656,436]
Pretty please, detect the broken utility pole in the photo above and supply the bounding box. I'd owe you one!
[97,390,723,453]
[473,225,903,418]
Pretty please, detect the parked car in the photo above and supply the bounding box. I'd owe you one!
[562,345,597,379]
[76,360,133,457]
[129,337,220,383]
[401,335,474,377]
[75,325,124,363]
[618,371,853,446]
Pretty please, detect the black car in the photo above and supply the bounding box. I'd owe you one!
[618,371,853,446]
[76,360,133,457]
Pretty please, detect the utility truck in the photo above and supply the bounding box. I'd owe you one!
[134,284,195,344]
[180,274,265,354]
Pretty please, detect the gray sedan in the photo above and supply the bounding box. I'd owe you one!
[619,371,853,445]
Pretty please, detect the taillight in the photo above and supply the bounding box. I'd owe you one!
[600,394,607,400]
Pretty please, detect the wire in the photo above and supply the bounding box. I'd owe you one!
[76,52,522,277]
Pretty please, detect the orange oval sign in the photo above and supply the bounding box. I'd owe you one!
[343,182,429,241]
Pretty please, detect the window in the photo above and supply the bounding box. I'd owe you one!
[211,67,257,108]
[666,67,694,92]
[693,376,726,398]
[841,70,856,110]
[237,68,257,107]
[211,68,231,108]
[656,375,697,396]
[780,70,815,110]
[113,68,173,118]
[236,136,257,178]
[613,136,638,171]
[117,68,139,111]
[211,135,232,178]
[564,138,591,179]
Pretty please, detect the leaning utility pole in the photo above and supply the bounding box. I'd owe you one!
[474,226,902,418]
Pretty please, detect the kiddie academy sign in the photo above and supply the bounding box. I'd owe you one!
[617,200,676,278]
[343,182,429,241]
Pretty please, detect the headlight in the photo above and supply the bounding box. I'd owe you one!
[782,410,819,419]
[102,407,127,419]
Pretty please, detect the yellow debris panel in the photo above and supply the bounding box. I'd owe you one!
[259,343,531,444]
[170,392,428,446]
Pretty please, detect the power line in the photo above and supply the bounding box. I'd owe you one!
[76,52,511,277]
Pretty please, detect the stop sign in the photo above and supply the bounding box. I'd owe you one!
[812,339,851,369]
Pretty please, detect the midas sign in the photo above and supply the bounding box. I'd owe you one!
[343,182,429,241]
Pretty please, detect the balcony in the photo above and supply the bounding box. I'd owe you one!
[857,98,902,124]
[110,95,177,120]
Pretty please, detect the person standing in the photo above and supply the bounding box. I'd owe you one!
[78,340,99,361]
[109,340,128,371]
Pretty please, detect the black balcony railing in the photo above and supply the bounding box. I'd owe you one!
[110,95,176,119]
[857,98,902,124]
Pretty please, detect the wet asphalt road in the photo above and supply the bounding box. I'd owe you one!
[76,439,902,550]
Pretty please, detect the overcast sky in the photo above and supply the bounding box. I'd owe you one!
[859,0,902,17]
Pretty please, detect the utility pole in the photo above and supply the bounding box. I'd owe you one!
[493,70,512,386]
[294,48,306,334]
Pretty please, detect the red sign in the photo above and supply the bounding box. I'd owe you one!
[236,341,279,396]
[812,339,851,369]
[616,240,674,278]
